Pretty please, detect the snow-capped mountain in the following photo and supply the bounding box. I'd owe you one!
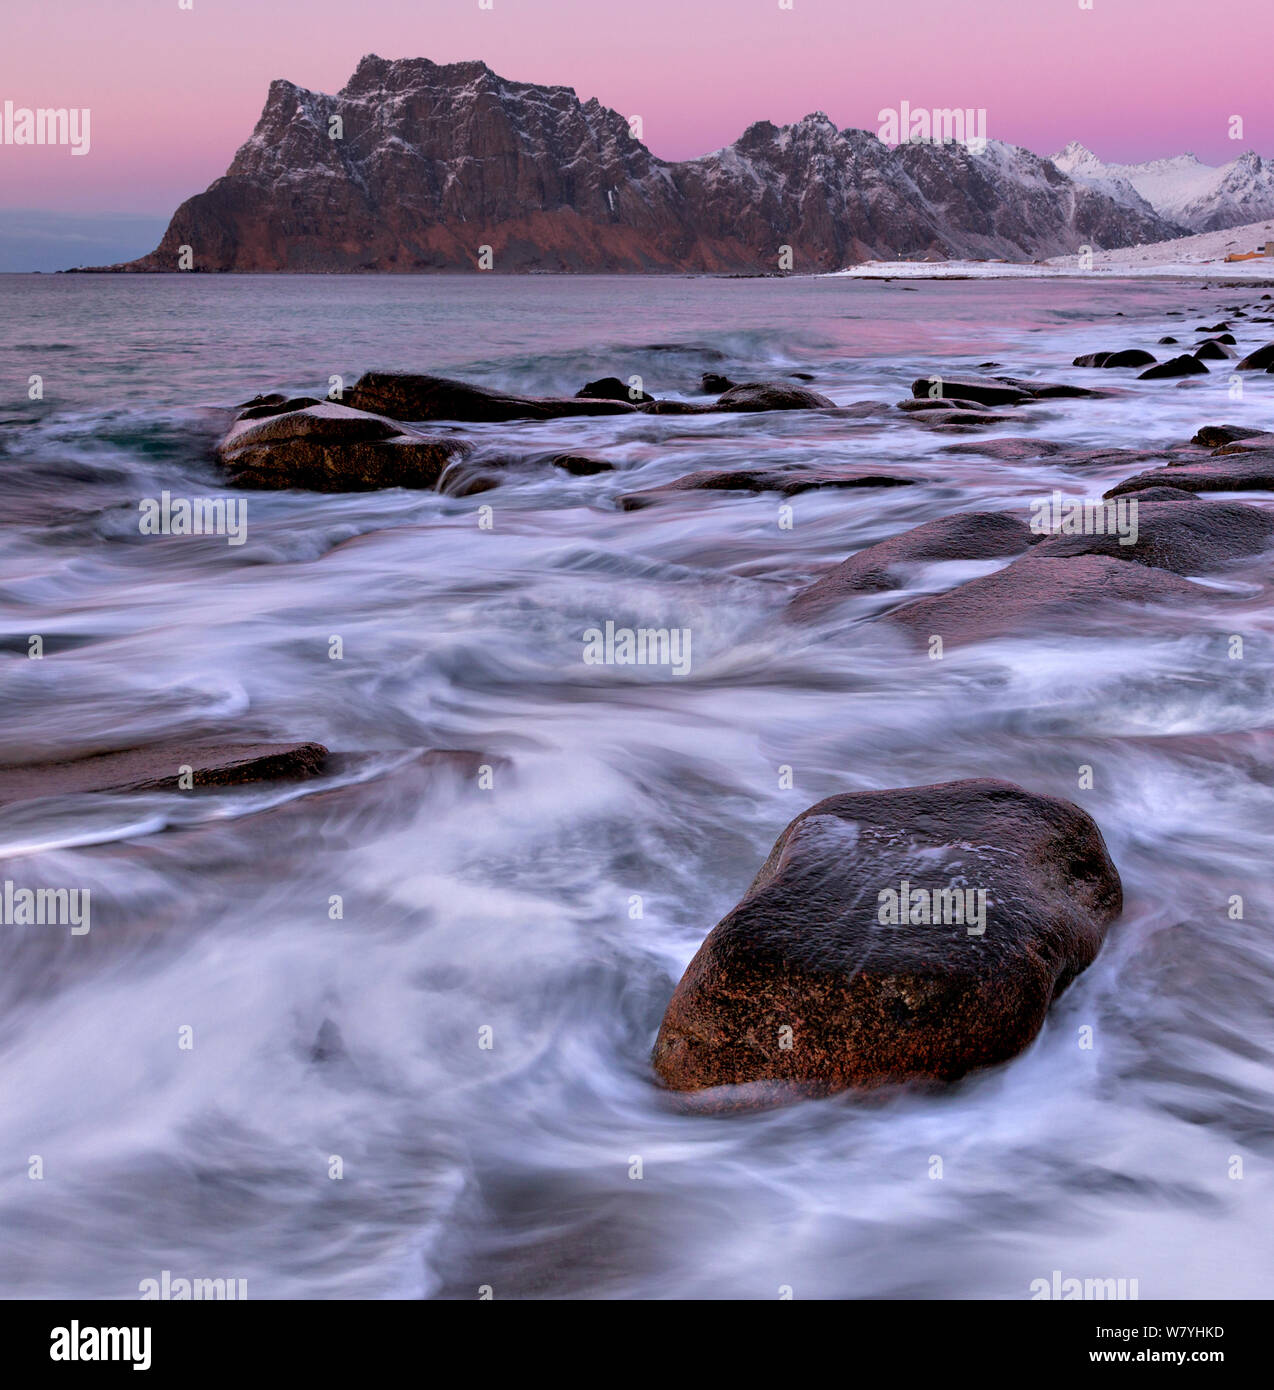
[106,57,1182,273]
[1051,140,1274,233]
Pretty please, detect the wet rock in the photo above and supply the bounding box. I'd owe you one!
[1191,424,1271,448]
[910,376,1032,406]
[993,376,1106,399]
[700,372,736,394]
[1193,339,1235,361]
[618,467,914,510]
[552,453,614,476]
[1073,349,1155,368]
[345,372,637,421]
[912,408,1007,428]
[576,376,655,405]
[217,402,462,491]
[896,396,1002,413]
[0,741,329,807]
[790,511,1037,615]
[638,399,718,415]
[1031,498,1274,573]
[651,778,1122,1095]
[1138,355,1209,379]
[712,382,837,411]
[1105,453,1274,497]
[887,553,1203,646]
[1196,322,1230,333]
[940,437,1070,459]
[236,395,322,420]
[1158,337,1179,345]
[1236,343,1274,371]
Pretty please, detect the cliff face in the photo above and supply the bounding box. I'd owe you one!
[118,55,1182,273]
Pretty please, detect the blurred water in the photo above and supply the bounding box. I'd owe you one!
[1,273,1273,1299]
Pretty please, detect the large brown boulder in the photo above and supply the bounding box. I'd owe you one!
[652,778,1122,1096]
[789,511,1037,615]
[1235,342,1274,370]
[345,372,636,422]
[216,402,462,491]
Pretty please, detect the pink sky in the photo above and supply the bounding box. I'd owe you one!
[4,0,1271,213]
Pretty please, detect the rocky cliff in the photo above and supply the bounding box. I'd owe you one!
[112,55,1182,273]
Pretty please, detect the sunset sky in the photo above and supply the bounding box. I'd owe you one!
[2,0,1270,222]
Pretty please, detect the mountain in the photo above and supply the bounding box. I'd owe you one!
[1051,141,1274,233]
[103,56,1182,274]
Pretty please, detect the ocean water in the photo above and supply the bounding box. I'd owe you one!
[1,272,1273,1299]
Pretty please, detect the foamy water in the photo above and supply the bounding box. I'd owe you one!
[1,273,1273,1298]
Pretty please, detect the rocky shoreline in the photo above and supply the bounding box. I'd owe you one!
[12,285,1272,1107]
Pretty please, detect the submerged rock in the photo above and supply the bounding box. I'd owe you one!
[1139,355,1209,379]
[910,376,1031,406]
[789,511,1037,615]
[576,376,655,405]
[1073,349,1155,368]
[652,778,1122,1095]
[712,382,836,411]
[1105,452,1274,497]
[619,467,914,509]
[886,552,1203,646]
[1031,498,1274,573]
[345,371,637,421]
[0,741,329,807]
[217,402,462,491]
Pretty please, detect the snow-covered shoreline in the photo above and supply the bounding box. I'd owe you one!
[832,218,1274,280]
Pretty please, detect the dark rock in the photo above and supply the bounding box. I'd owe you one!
[217,402,462,491]
[1106,453,1274,497]
[1191,424,1271,447]
[236,395,322,420]
[1158,337,1179,345]
[551,453,614,476]
[1031,498,1274,573]
[1073,349,1155,368]
[912,408,1007,428]
[618,468,914,510]
[345,372,637,422]
[700,373,736,394]
[896,396,999,413]
[712,382,836,412]
[910,376,1032,406]
[651,778,1122,1095]
[1236,343,1274,371]
[940,438,1070,459]
[0,741,329,807]
[887,553,1203,646]
[1193,339,1235,361]
[790,511,1038,615]
[576,376,654,405]
[1138,355,1209,379]
[994,375,1106,399]
[1196,322,1230,332]
[638,399,717,415]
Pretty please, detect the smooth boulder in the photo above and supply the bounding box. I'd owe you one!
[652,778,1122,1095]
[1139,355,1208,379]
[712,382,836,411]
[217,402,462,491]
[1236,343,1274,371]
[1105,452,1274,497]
[619,467,914,510]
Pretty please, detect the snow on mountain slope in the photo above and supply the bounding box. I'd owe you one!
[1052,141,1274,232]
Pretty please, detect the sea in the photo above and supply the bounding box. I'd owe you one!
[0,271,1272,1299]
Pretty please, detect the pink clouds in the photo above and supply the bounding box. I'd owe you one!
[3,0,1270,213]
